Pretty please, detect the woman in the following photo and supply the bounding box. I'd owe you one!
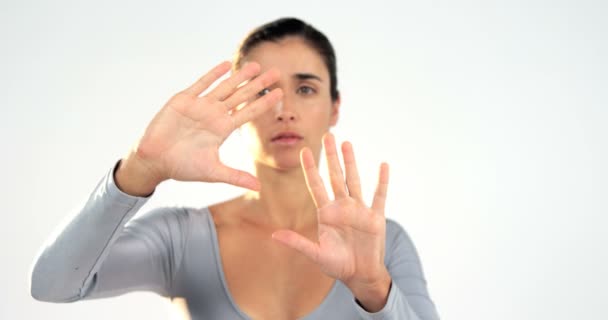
[30,18,440,319]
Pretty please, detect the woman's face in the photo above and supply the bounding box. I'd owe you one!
[240,36,340,170]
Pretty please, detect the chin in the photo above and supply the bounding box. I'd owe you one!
[271,157,302,171]
[257,153,302,172]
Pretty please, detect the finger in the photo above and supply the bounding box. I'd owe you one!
[231,88,283,127]
[341,141,363,200]
[371,163,390,214]
[207,62,262,101]
[301,147,331,208]
[209,163,261,191]
[323,133,347,199]
[222,68,281,110]
[272,230,320,264]
[184,61,232,96]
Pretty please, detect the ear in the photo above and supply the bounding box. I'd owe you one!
[329,93,341,127]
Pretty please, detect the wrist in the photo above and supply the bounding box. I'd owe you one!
[347,268,392,313]
[114,151,164,197]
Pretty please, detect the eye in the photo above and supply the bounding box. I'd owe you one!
[257,88,271,97]
[297,86,316,95]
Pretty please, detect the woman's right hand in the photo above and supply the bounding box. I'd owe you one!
[115,61,282,196]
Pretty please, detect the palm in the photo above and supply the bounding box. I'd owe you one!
[134,61,282,190]
[140,94,234,182]
[314,199,386,281]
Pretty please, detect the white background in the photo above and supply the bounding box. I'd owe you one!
[1,0,606,319]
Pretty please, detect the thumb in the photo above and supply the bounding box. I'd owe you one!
[272,230,320,264]
[210,164,260,191]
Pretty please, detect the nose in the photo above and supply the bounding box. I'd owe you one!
[274,99,297,122]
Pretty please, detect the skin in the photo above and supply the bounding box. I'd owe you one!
[115,36,391,319]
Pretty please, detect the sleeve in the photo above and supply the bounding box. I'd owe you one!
[30,160,188,302]
[353,219,440,320]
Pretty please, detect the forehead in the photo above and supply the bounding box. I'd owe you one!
[242,37,329,81]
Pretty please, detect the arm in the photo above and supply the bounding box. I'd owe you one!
[30,161,186,302]
[30,61,283,302]
[352,220,440,320]
[270,134,440,319]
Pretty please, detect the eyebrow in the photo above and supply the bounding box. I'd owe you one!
[294,73,322,82]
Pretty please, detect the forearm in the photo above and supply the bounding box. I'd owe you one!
[354,281,429,320]
[348,267,392,313]
[350,220,440,319]
[30,161,149,302]
[115,150,164,197]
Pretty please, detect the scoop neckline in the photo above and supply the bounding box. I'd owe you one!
[203,207,340,320]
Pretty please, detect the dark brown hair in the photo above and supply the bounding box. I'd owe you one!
[234,17,339,102]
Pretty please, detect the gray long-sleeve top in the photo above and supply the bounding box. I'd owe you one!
[30,162,440,320]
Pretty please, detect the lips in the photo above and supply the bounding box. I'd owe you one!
[271,131,302,141]
[271,131,303,145]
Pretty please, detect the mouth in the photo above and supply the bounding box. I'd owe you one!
[271,131,303,145]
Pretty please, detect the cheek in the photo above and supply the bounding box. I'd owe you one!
[307,104,334,126]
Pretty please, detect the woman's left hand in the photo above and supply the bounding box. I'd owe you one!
[272,133,392,311]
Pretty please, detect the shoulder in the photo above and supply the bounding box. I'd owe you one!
[128,206,191,227]
[125,205,213,239]
[207,196,249,229]
[384,218,422,267]
[385,218,411,246]
[124,194,246,238]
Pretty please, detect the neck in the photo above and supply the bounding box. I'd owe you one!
[244,161,318,231]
